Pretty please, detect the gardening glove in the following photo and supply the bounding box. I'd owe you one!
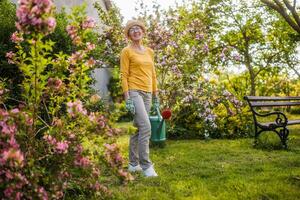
[125,98,135,115]
[153,96,160,110]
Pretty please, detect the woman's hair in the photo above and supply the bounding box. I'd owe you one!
[124,20,146,38]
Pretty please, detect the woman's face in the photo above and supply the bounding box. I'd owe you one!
[128,25,144,42]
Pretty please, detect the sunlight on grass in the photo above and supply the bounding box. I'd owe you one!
[108,123,300,200]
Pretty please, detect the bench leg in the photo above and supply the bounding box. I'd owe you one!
[279,127,289,149]
[254,128,263,146]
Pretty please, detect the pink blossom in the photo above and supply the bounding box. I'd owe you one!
[88,112,96,122]
[106,128,114,137]
[69,51,84,65]
[2,148,24,167]
[59,171,70,178]
[6,51,16,64]
[4,187,14,198]
[104,143,117,151]
[75,144,83,154]
[16,0,55,34]
[91,181,109,193]
[0,109,9,117]
[86,42,96,51]
[92,181,102,191]
[26,117,33,126]
[38,187,48,200]
[5,170,14,179]
[68,133,75,139]
[92,167,100,176]
[1,122,17,135]
[98,121,105,128]
[118,169,127,177]
[66,25,77,39]
[11,108,20,114]
[115,154,123,162]
[47,17,56,30]
[55,141,69,154]
[74,156,90,167]
[47,78,63,90]
[11,31,24,43]
[16,192,23,200]
[54,79,62,89]
[66,25,82,45]
[82,16,95,29]
[67,100,87,117]
[9,136,20,148]
[86,57,96,67]
[22,112,33,126]
[31,17,42,26]
[43,135,57,145]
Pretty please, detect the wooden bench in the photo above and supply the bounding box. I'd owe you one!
[244,96,300,148]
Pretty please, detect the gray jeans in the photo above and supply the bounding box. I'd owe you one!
[128,90,152,170]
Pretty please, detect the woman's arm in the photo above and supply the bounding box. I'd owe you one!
[150,48,158,96]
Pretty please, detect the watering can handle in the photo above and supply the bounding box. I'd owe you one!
[155,106,165,134]
[155,107,162,119]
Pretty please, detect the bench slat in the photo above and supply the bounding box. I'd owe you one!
[245,96,300,101]
[250,102,300,107]
[287,120,300,125]
[261,120,300,127]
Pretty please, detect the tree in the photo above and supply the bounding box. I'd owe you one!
[261,0,300,36]
[210,0,298,95]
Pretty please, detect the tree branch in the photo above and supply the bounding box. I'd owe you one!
[261,0,300,34]
[282,0,300,28]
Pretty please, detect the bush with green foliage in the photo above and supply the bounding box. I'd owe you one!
[0,2,132,199]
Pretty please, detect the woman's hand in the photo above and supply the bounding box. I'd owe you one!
[153,95,160,109]
[125,99,135,115]
[124,92,129,101]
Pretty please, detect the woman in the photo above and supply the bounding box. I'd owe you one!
[120,20,159,177]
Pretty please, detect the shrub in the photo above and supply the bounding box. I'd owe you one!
[0,1,132,199]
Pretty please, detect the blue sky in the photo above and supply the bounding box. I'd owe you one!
[112,0,183,22]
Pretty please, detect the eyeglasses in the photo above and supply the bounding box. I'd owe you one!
[129,26,142,33]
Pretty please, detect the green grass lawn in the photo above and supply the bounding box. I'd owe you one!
[110,123,300,200]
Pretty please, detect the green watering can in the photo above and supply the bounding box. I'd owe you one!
[149,107,166,142]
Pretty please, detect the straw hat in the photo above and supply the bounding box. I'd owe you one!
[124,20,146,38]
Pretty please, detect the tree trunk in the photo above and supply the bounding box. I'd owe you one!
[247,62,256,96]
[244,38,256,96]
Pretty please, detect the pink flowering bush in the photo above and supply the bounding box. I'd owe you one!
[1,1,131,199]
[93,2,251,139]
[168,78,252,139]
[16,0,56,34]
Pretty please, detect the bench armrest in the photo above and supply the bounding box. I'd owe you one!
[253,110,288,126]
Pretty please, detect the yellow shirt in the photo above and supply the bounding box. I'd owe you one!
[120,46,157,93]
